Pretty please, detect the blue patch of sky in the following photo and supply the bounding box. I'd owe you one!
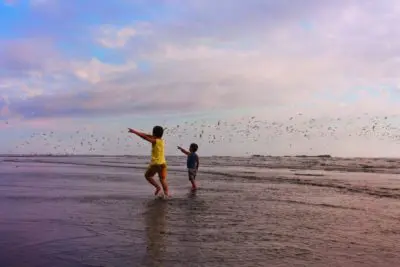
[339,91,359,104]
[90,47,126,64]
[0,0,30,38]
[137,61,151,72]
[313,87,365,104]
[78,2,181,27]
[380,85,400,103]
[57,41,126,65]
[326,84,400,104]
[361,86,380,96]
[354,84,400,102]
[1,1,177,37]
[2,1,183,69]
[299,20,314,31]
[54,6,178,64]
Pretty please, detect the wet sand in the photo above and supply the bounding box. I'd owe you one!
[1,156,400,266]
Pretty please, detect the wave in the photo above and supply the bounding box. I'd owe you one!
[3,157,400,200]
[0,194,140,203]
[3,155,400,174]
[258,198,362,211]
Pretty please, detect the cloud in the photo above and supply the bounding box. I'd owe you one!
[96,25,137,48]
[0,39,59,74]
[3,0,400,123]
[71,58,137,84]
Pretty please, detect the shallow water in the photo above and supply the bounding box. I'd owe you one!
[1,156,400,266]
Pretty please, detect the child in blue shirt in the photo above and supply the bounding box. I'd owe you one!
[177,143,199,191]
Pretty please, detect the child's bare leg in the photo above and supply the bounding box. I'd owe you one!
[158,166,169,196]
[188,169,197,190]
[148,177,161,195]
[159,178,169,196]
[145,167,161,195]
[190,179,197,190]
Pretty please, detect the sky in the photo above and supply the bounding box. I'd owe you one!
[1,0,400,157]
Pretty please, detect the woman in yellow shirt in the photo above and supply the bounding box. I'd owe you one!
[128,126,169,197]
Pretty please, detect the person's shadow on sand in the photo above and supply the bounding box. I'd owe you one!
[142,198,168,266]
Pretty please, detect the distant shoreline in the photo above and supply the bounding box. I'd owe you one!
[1,154,399,160]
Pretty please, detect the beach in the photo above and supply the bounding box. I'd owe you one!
[1,155,400,267]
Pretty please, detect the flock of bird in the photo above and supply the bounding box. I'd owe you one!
[8,113,400,155]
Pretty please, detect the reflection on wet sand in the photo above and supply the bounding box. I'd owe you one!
[182,190,202,260]
[178,190,210,263]
[3,158,400,266]
[142,199,168,266]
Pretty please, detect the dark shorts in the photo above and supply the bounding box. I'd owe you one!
[188,168,197,180]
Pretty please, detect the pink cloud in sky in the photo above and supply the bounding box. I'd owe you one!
[1,106,10,117]
[23,118,52,128]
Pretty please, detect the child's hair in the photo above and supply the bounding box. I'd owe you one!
[152,126,164,138]
[190,143,198,152]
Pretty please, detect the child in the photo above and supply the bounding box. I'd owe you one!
[128,126,169,197]
[177,143,199,191]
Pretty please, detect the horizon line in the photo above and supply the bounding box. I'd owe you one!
[0,153,399,159]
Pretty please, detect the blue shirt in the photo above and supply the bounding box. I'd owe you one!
[187,152,198,169]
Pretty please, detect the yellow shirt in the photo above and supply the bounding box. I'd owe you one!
[150,138,166,165]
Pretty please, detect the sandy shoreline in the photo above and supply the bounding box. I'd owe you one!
[1,157,400,266]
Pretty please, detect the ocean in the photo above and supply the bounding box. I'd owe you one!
[1,155,400,267]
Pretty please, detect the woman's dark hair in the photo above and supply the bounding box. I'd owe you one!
[152,126,164,138]
[190,143,198,152]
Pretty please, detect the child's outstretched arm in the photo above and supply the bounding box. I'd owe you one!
[128,128,156,144]
[177,146,190,155]
[196,155,199,170]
